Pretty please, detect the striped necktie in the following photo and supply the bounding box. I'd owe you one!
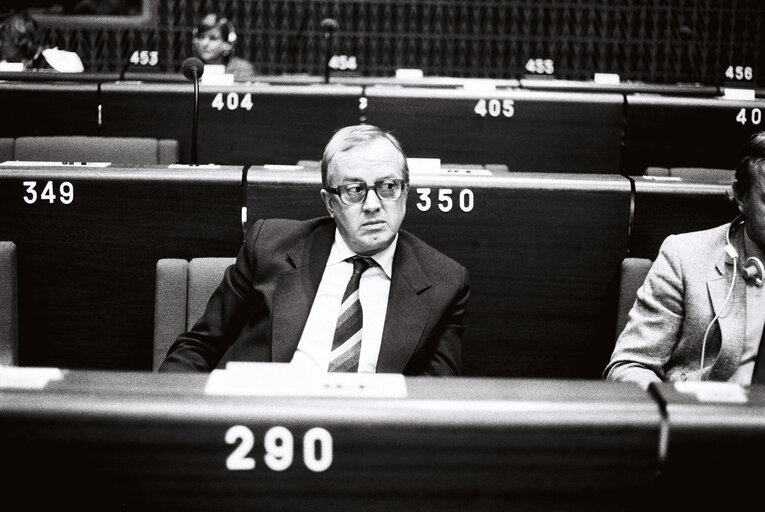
[328,256,373,372]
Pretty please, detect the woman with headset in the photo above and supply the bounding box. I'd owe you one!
[605,131,765,388]
[192,13,256,82]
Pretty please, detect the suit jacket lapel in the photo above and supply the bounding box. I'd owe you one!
[271,225,334,363]
[706,246,746,379]
[376,238,432,373]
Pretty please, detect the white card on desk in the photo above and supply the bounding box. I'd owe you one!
[0,160,111,167]
[167,164,221,169]
[204,362,408,398]
[674,381,748,403]
[0,366,64,389]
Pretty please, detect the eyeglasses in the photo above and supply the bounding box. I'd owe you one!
[326,179,407,205]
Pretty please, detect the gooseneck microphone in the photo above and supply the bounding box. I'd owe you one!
[181,57,205,165]
[678,24,696,83]
[320,18,338,84]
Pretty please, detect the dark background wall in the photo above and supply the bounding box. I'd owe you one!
[6,0,764,86]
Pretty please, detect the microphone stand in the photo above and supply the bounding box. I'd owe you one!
[320,18,338,84]
[323,31,332,84]
[192,68,199,165]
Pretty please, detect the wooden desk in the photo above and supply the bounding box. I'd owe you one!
[622,95,765,174]
[650,382,765,507]
[0,165,244,369]
[364,87,624,172]
[99,83,363,165]
[0,368,661,511]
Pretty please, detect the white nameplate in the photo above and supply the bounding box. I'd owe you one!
[167,163,221,169]
[722,88,756,101]
[594,72,621,84]
[441,167,493,176]
[0,366,64,389]
[205,362,407,398]
[0,160,111,167]
[674,381,748,403]
[407,157,441,174]
[395,68,424,80]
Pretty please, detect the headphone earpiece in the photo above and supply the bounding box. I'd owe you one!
[221,18,237,44]
[726,216,764,286]
[741,256,764,286]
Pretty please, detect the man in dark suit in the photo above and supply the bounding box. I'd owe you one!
[159,124,470,375]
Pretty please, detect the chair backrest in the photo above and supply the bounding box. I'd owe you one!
[616,257,653,340]
[153,257,236,370]
[0,241,18,366]
[0,138,14,162]
[644,166,669,176]
[669,167,734,182]
[13,136,180,165]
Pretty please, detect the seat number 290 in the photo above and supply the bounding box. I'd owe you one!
[225,425,333,473]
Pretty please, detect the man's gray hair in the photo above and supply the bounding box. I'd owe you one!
[321,124,409,189]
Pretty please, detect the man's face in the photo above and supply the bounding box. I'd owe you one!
[741,164,765,251]
[320,138,408,255]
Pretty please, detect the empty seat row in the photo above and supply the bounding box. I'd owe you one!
[0,136,180,165]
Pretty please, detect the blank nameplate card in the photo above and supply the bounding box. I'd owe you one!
[407,158,441,174]
[0,367,64,390]
[674,381,748,403]
[205,362,408,398]
[167,163,221,169]
[441,167,493,176]
[0,161,111,167]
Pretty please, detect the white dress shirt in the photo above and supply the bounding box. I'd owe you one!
[290,229,397,373]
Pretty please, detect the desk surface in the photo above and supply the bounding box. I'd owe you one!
[0,368,661,511]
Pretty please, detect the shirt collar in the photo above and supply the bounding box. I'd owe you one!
[744,227,765,263]
[328,228,398,278]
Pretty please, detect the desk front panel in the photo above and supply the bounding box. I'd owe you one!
[0,82,99,137]
[247,169,632,378]
[650,383,765,506]
[622,95,765,174]
[100,83,363,165]
[364,88,624,173]
[0,166,243,369]
[0,372,660,511]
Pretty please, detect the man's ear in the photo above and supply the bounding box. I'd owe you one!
[320,189,335,218]
[732,179,748,214]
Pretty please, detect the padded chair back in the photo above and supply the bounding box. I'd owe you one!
[616,257,653,340]
[13,136,180,165]
[669,167,734,182]
[0,138,14,162]
[153,257,236,370]
[0,241,18,366]
[644,166,669,176]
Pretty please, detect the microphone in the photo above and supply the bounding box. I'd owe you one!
[320,18,338,84]
[678,24,697,83]
[182,56,205,81]
[181,57,205,165]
